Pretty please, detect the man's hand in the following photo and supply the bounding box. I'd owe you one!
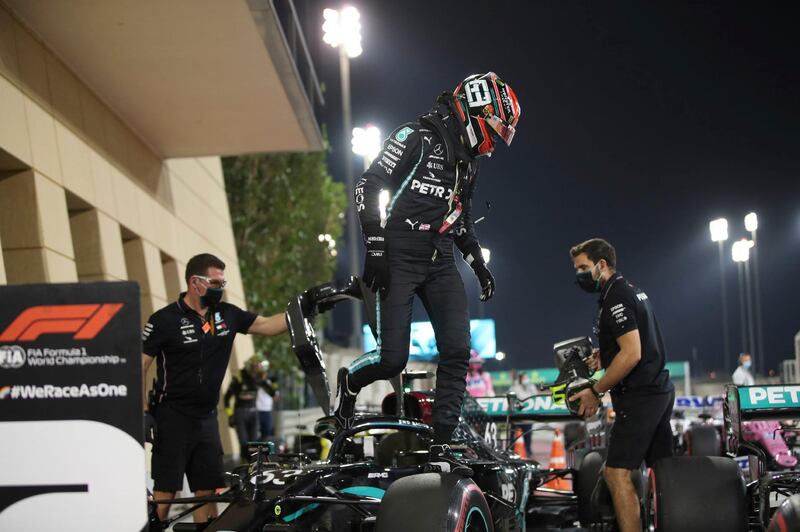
[472,261,495,301]
[464,246,495,301]
[588,348,602,372]
[144,411,156,443]
[569,387,600,418]
[362,229,390,295]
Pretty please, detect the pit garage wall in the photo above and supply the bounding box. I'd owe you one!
[0,5,254,455]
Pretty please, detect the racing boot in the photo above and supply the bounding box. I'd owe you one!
[426,444,473,477]
[334,367,357,429]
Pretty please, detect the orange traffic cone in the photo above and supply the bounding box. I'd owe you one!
[544,428,571,490]
[513,428,527,458]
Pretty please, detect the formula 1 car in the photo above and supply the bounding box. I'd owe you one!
[148,278,750,532]
[148,277,581,532]
[724,383,800,530]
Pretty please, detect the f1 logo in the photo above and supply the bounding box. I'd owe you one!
[0,304,123,342]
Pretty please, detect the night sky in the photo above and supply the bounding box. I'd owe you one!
[298,1,800,375]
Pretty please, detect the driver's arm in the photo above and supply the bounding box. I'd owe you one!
[247,313,287,336]
[593,330,641,394]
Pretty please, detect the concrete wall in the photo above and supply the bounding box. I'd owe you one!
[0,4,254,454]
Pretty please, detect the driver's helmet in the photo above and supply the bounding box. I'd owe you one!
[453,72,521,157]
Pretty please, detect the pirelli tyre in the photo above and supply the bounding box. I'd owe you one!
[574,448,607,527]
[684,424,722,456]
[375,472,493,532]
[647,456,746,532]
[768,494,800,532]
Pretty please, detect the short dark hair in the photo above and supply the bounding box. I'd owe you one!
[185,253,226,284]
[570,238,617,269]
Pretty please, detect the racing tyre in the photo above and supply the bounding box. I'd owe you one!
[575,448,606,527]
[376,472,493,532]
[768,494,800,532]
[648,456,746,532]
[684,425,721,456]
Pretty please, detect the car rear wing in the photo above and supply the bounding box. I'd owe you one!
[473,394,579,422]
[724,384,800,455]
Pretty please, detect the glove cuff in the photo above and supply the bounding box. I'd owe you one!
[362,224,385,250]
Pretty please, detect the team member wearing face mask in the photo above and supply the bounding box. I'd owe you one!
[732,353,755,385]
[141,253,288,523]
[568,239,674,532]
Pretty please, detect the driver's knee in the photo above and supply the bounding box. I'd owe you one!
[604,466,634,492]
[379,356,406,377]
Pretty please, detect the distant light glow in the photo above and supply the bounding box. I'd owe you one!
[745,212,758,232]
[481,247,491,264]
[495,351,506,361]
[322,6,362,58]
[352,125,382,162]
[732,238,754,262]
[709,218,728,242]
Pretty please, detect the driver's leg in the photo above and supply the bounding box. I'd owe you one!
[604,466,640,532]
[347,256,421,390]
[419,259,469,444]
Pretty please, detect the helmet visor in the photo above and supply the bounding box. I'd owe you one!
[485,114,516,146]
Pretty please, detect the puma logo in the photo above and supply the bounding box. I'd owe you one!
[405,219,420,230]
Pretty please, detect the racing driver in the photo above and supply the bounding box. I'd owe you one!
[334,72,521,475]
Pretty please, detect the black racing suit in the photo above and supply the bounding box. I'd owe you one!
[351,103,483,443]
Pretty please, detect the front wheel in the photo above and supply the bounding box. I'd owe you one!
[376,472,493,532]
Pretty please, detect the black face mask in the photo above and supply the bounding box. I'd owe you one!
[575,264,601,293]
[200,287,224,308]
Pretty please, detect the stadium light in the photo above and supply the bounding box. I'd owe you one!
[322,6,362,58]
[732,239,753,263]
[709,218,729,242]
[481,247,491,265]
[744,212,758,232]
[352,125,382,165]
[495,351,506,361]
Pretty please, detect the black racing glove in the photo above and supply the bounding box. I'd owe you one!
[464,246,495,301]
[362,227,390,296]
[144,411,156,443]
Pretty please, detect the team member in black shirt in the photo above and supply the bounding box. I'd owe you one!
[224,356,276,461]
[142,253,287,522]
[568,239,674,532]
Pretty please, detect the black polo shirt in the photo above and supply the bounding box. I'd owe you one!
[596,273,671,394]
[142,293,257,417]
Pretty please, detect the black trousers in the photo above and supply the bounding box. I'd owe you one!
[349,234,470,443]
[234,407,259,460]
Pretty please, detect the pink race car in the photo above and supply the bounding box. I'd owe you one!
[742,420,798,469]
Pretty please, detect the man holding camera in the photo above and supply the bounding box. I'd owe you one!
[568,239,674,532]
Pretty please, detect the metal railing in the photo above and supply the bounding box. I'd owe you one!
[270,0,325,111]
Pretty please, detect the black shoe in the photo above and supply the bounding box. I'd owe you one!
[334,367,357,429]
[426,444,473,477]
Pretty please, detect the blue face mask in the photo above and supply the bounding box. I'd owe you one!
[743,361,752,370]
